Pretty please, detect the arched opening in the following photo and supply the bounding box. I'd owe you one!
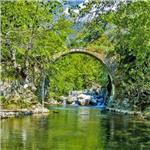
[51,50,115,101]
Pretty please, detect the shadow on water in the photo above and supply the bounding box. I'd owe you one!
[1,106,150,150]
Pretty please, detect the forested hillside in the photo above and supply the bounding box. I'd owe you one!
[1,0,150,112]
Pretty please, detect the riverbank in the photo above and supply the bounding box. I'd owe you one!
[0,107,49,119]
[106,107,150,120]
[1,105,150,120]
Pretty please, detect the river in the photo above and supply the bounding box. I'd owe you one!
[1,106,150,150]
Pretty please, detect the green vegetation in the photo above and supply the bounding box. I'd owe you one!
[48,54,108,98]
[73,0,150,111]
[1,0,71,84]
[1,0,150,111]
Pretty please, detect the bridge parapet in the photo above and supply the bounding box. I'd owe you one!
[52,49,105,61]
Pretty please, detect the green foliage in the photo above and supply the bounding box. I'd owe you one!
[110,1,150,110]
[1,0,72,83]
[1,0,108,105]
[48,54,108,97]
[2,0,149,111]
[76,0,150,110]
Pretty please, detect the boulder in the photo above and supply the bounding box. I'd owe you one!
[78,99,90,106]
[68,96,78,103]
[48,100,59,105]
[78,94,91,99]
[32,107,49,113]
[78,94,91,106]
[70,101,79,106]
[90,98,97,106]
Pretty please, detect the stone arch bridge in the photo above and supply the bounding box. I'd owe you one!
[51,48,115,99]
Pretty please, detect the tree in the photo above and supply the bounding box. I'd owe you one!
[110,1,150,110]
[73,0,150,110]
[1,0,72,86]
[1,0,72,106]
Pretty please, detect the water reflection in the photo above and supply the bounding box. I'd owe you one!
[1,107,150,150]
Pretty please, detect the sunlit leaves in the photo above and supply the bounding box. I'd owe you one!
[48,54,108,96]
[1,0,72,86]
[73,0,150,110]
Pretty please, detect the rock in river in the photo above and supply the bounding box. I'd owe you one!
[78,94,91,106]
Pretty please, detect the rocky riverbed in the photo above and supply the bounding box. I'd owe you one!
[48,88,108,107]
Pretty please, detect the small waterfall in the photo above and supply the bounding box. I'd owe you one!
[96,101,105,108]
[63,99,67,106]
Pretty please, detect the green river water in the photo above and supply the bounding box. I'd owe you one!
[1,106,150,150]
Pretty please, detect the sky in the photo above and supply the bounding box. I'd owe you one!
[64,0,85,15]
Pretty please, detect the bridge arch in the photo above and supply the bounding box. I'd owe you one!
[52,49,115,99]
